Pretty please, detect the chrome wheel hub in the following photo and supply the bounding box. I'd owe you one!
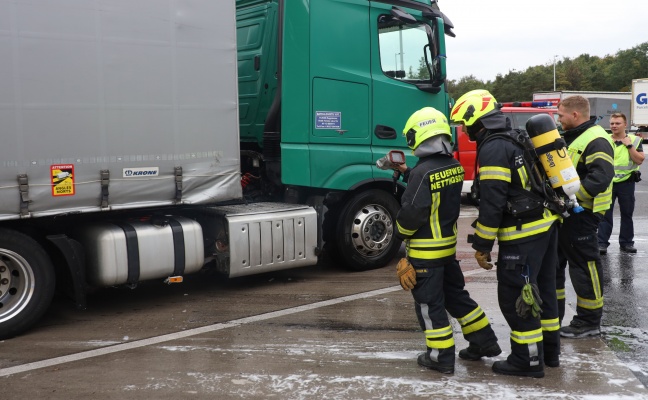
[349,204,394,257]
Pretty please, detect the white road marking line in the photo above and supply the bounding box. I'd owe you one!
[0,268,488,378]
[0,287,396,377]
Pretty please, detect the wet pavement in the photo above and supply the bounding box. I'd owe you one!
[598,217,648,388]
[2,201,648,399]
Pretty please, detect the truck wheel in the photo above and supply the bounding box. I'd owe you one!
[335,190,402,271]
[0,229,55,340]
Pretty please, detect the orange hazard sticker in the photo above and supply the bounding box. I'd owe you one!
[51,164,75,196]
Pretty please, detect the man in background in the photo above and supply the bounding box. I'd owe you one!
[598,112,644,254]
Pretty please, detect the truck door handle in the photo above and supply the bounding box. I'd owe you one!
[374,125,397,139]
[254,55,261,71]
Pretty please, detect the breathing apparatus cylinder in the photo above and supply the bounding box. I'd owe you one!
[525,114,584,213]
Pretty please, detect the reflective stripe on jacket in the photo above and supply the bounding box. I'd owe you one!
[567,125,614,213]
[612,134,642,183]
[395,156,464,265]
[473,130,559,252]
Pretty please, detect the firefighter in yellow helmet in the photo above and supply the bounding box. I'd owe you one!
[450,90,560,378]
[394,106,500,374]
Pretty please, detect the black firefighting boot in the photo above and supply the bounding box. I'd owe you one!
[458,342,502,361]
[544,353,560,368]
[560,319,600,338]
[492,360,544,378]
[417,352,454,374]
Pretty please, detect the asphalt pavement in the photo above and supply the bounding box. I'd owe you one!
[2,202,647,399]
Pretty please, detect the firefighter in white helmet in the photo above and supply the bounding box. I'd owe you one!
[394,106,500,375]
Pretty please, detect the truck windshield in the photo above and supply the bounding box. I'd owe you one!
[378,22,432,82]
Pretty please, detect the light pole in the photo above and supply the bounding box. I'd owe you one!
[553,55,559,91]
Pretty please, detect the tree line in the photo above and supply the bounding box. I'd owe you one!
[446,42,648,103]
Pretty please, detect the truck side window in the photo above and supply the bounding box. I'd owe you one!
[378,19,432,82]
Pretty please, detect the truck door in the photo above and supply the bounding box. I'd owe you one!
[308,0,372,190]
[237,1,279,147]
[369,3,449,177]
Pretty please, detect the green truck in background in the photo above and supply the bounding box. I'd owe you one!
[236,0,454,269]
[0,0,454,338]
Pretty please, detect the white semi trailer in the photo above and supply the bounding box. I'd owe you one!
[631,79,648,141]
[533,91,631,130]
[0,0,320,339]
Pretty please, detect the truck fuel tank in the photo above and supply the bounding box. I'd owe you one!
[73,216,204,287]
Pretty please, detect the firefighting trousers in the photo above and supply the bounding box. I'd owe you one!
[496,223,560,368]
[410,258,498,367]
[557,210,604,327]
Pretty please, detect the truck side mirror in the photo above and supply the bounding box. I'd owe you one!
[430,19,446,86]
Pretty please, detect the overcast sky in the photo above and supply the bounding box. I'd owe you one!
[437,0,647,82]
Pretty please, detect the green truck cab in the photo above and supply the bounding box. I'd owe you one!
[236,0,454,270]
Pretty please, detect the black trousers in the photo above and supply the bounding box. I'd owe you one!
[557,209,604,326]
[496,223,559,368]
[410,258,498,367]
[598,179,636,248]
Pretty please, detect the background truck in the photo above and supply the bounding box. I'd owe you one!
[533,91,631,130]
[0,0,454,338]
[453,103,559,195]
[631,79,648,142]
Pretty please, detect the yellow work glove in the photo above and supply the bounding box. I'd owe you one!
[474,251,493,270]
[515,283,543,318]
[396,258,417,290]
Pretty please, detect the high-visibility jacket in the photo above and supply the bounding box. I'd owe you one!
[472,128,559,253]
[612,134,642,183]
[395,154,464,266]
[565,124,615,213]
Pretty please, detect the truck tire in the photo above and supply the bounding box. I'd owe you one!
[335,190,402,271]
[0,229,56,340]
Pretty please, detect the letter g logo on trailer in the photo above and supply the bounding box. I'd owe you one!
[637,93,647,106]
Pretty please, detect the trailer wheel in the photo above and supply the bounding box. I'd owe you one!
[335,190,402,271]
[0,229,55,340]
